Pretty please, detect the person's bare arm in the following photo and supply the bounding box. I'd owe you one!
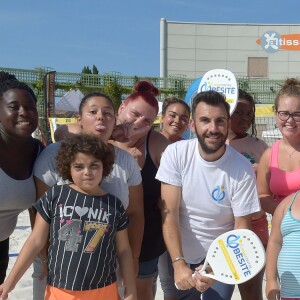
[33,177,51,279]
[35,177,50,199]
[54,123,81,142]
[31,177,50,228]
[28,208,36,230]
[116,229,137,300]
[0,214,49,300]
[160,182,195,290]
[257,148,277,215]
[126,184,144,275]
[265,198,286,300]
[234,215,252,230]
[29,175,51,230]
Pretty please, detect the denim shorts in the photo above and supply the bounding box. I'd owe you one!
[158,253,235,300]
[137,257,159,278]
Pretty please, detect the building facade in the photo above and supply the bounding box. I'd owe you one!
[160,19,300,79]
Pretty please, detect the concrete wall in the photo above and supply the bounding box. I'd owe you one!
[160,19,300,79]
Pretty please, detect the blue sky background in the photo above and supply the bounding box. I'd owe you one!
[1,0,299,77]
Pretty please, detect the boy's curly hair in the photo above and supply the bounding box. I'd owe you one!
[56,134,115,181]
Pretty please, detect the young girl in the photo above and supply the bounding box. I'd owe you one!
[33,92,142,300]
[266,191,300,300]
[0,135,137,300]
[226,89,268,300]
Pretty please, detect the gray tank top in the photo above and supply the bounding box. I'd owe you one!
[0,169,36,241]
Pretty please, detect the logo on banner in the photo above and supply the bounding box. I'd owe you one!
[198,69,238,115]
[257,31,300,53]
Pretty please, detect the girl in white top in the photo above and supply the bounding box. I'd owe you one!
[32,92,143,300]
[0,134,137,300]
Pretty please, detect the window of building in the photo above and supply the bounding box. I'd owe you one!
[248,57,268,78]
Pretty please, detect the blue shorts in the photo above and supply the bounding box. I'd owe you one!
[137,257,159,278]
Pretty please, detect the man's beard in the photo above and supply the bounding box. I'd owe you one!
[195,129,227,155]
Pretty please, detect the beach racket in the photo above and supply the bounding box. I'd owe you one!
[176,229,265,288]
[198,69,238,116]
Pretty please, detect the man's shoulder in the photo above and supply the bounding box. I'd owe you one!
[167,138,196,152]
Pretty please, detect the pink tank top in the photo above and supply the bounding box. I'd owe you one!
[269,140,300,203]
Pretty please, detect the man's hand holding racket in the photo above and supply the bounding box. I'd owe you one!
[193,265,215,293]
[173,260,195,291]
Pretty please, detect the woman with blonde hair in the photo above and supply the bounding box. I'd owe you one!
[257,78,300,215]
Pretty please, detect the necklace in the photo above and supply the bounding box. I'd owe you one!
[285,144,298,158]
[288,149,297,159]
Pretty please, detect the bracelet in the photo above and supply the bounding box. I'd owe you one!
[172,256,185,264]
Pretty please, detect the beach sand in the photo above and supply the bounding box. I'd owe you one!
[7,211,34,300]
[8,211,267,300]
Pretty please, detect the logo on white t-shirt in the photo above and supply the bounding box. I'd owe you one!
[211,185,226,203]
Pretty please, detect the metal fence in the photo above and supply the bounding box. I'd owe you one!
[0,66,284,145]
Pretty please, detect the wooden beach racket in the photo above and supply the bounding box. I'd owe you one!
[176,229,265,288]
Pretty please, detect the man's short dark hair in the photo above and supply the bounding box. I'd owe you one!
[192,90,230,119]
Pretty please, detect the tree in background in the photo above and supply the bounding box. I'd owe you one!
[92,65,99,74]
[81,65,100,86]
[79,66,123,109]
[81,66,92,74]
[81,65,99,74]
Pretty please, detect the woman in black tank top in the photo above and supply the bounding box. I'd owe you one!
[111,80,169,300]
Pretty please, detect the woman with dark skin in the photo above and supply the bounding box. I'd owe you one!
[0,71,44,283]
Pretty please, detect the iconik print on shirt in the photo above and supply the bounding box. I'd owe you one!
[58,204,110,253]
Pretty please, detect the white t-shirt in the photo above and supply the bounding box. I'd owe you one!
[156,138,261,264]
[33,142,142,209]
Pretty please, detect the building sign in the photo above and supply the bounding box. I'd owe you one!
[257,31,300,53]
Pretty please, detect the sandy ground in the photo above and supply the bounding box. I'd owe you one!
[7,211,267,300]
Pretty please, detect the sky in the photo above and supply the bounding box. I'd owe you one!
[1,0,299,77]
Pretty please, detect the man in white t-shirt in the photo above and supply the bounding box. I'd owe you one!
[156,90,261,300]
